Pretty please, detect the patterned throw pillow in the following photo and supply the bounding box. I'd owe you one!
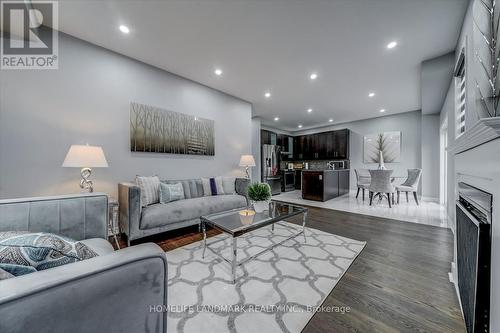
[201,177,225,196]
[136,175,160,207]
[0,231,98,277]
[159,182,185,203]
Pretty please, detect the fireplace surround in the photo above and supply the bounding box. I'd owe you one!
[456,182,492,333]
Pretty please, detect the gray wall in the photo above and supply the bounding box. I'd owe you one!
[0,33,252,199]
[251,117,261,182]
[295,111,424,194]
[421,52,455,115]
[421,114,441,199]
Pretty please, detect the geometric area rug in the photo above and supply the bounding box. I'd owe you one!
[166,222,366,333]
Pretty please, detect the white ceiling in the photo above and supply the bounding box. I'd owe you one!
[51,0,467,132]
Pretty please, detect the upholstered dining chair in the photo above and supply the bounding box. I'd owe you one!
[395,168,422,205]
[368,169,395,208]
[355,169,371,201]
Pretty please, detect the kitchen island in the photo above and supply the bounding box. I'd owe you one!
[302,169,350,202]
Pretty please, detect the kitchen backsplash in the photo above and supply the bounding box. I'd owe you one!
[280,160,350,170]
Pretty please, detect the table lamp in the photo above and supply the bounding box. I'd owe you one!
[62,144,108,192]
[239,155,256,179]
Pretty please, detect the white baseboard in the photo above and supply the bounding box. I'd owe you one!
[421,196,439,203]
[450,262,464,316]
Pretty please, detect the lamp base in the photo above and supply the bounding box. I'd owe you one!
[80,167,94,193]
[245,166,250,179]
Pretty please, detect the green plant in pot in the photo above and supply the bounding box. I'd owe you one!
[247,182,271,213]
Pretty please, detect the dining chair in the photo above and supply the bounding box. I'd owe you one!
[355,169,371,201]
[396,169,422,205]
[368,169,395,208]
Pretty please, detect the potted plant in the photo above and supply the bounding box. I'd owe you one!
[247,182,271,213]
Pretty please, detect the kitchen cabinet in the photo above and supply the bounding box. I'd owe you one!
[264,129,349,161]
[292,129,349,160]
[302,169,350,202]
[294,170,302,189]
[261,130,277,145]
[294,135,307,160]
[277,134,293,161]
[302,171,325,201]
[333,129,349,159]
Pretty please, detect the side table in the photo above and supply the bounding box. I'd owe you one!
[108,198,120,249]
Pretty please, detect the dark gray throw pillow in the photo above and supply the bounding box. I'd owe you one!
[0,231,98,277]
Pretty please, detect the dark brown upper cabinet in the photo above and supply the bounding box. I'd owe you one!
[292,129,349,160]
[333,129,349,159]
[261,129,277,145]
[277,134,293,160]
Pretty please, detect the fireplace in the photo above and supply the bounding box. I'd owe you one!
[456,182,492,333]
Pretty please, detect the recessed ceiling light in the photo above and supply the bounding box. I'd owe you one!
[264,92,272,98]
[119,25,130,34]
[307,108,313,113]
[274,117,279,121]
[380,109,386,113]
[387,41,397,49]
[368,92,375,98]
[309,73,318,80]
[214,68,223,76]
[329,119,333,122]
[298,124,303,128]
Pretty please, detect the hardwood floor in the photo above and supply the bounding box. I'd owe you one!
[112,205,465,333]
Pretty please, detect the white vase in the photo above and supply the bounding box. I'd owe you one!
[378,150,386,170]
[252,200,269,213]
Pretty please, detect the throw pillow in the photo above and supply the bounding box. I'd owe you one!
[159,182,185,203]
[215,177,225,195]
[201,178,212,197]
[136,175,160,207]
[201,177,225,196]
[0,231,98,277]
[222,177,236,194]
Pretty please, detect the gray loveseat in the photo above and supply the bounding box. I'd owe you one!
[119,177,250,245]
[0,193,168,333]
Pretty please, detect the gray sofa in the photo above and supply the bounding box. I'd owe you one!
[0,193,168,333]
[119,177,250,245]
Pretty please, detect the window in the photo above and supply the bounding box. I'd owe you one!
[454,50,466,138]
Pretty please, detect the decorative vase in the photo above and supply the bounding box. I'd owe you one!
[378,150,386,170]
[252,200,269,213]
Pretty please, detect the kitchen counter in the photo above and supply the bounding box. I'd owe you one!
[301,169,350,201]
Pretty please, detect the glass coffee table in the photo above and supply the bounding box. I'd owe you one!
[200,201,308,283]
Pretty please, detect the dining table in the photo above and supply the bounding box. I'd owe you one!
[358,171,407,204]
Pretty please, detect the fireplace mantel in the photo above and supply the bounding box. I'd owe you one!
[448,117,500,155]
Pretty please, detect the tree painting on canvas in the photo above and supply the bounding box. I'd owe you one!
[130,102,215,156]
[363,131,401,163]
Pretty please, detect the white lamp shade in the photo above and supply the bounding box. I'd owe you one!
[239,155,256,167]
[62,145,109,168]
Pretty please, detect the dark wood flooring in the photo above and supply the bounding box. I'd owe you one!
[112,205,465,333]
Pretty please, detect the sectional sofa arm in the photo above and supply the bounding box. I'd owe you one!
[118,182,142,243]
[0,243,168,333]
[235,177,251,204]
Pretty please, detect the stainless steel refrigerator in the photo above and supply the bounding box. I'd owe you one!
[262,144,281,195]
